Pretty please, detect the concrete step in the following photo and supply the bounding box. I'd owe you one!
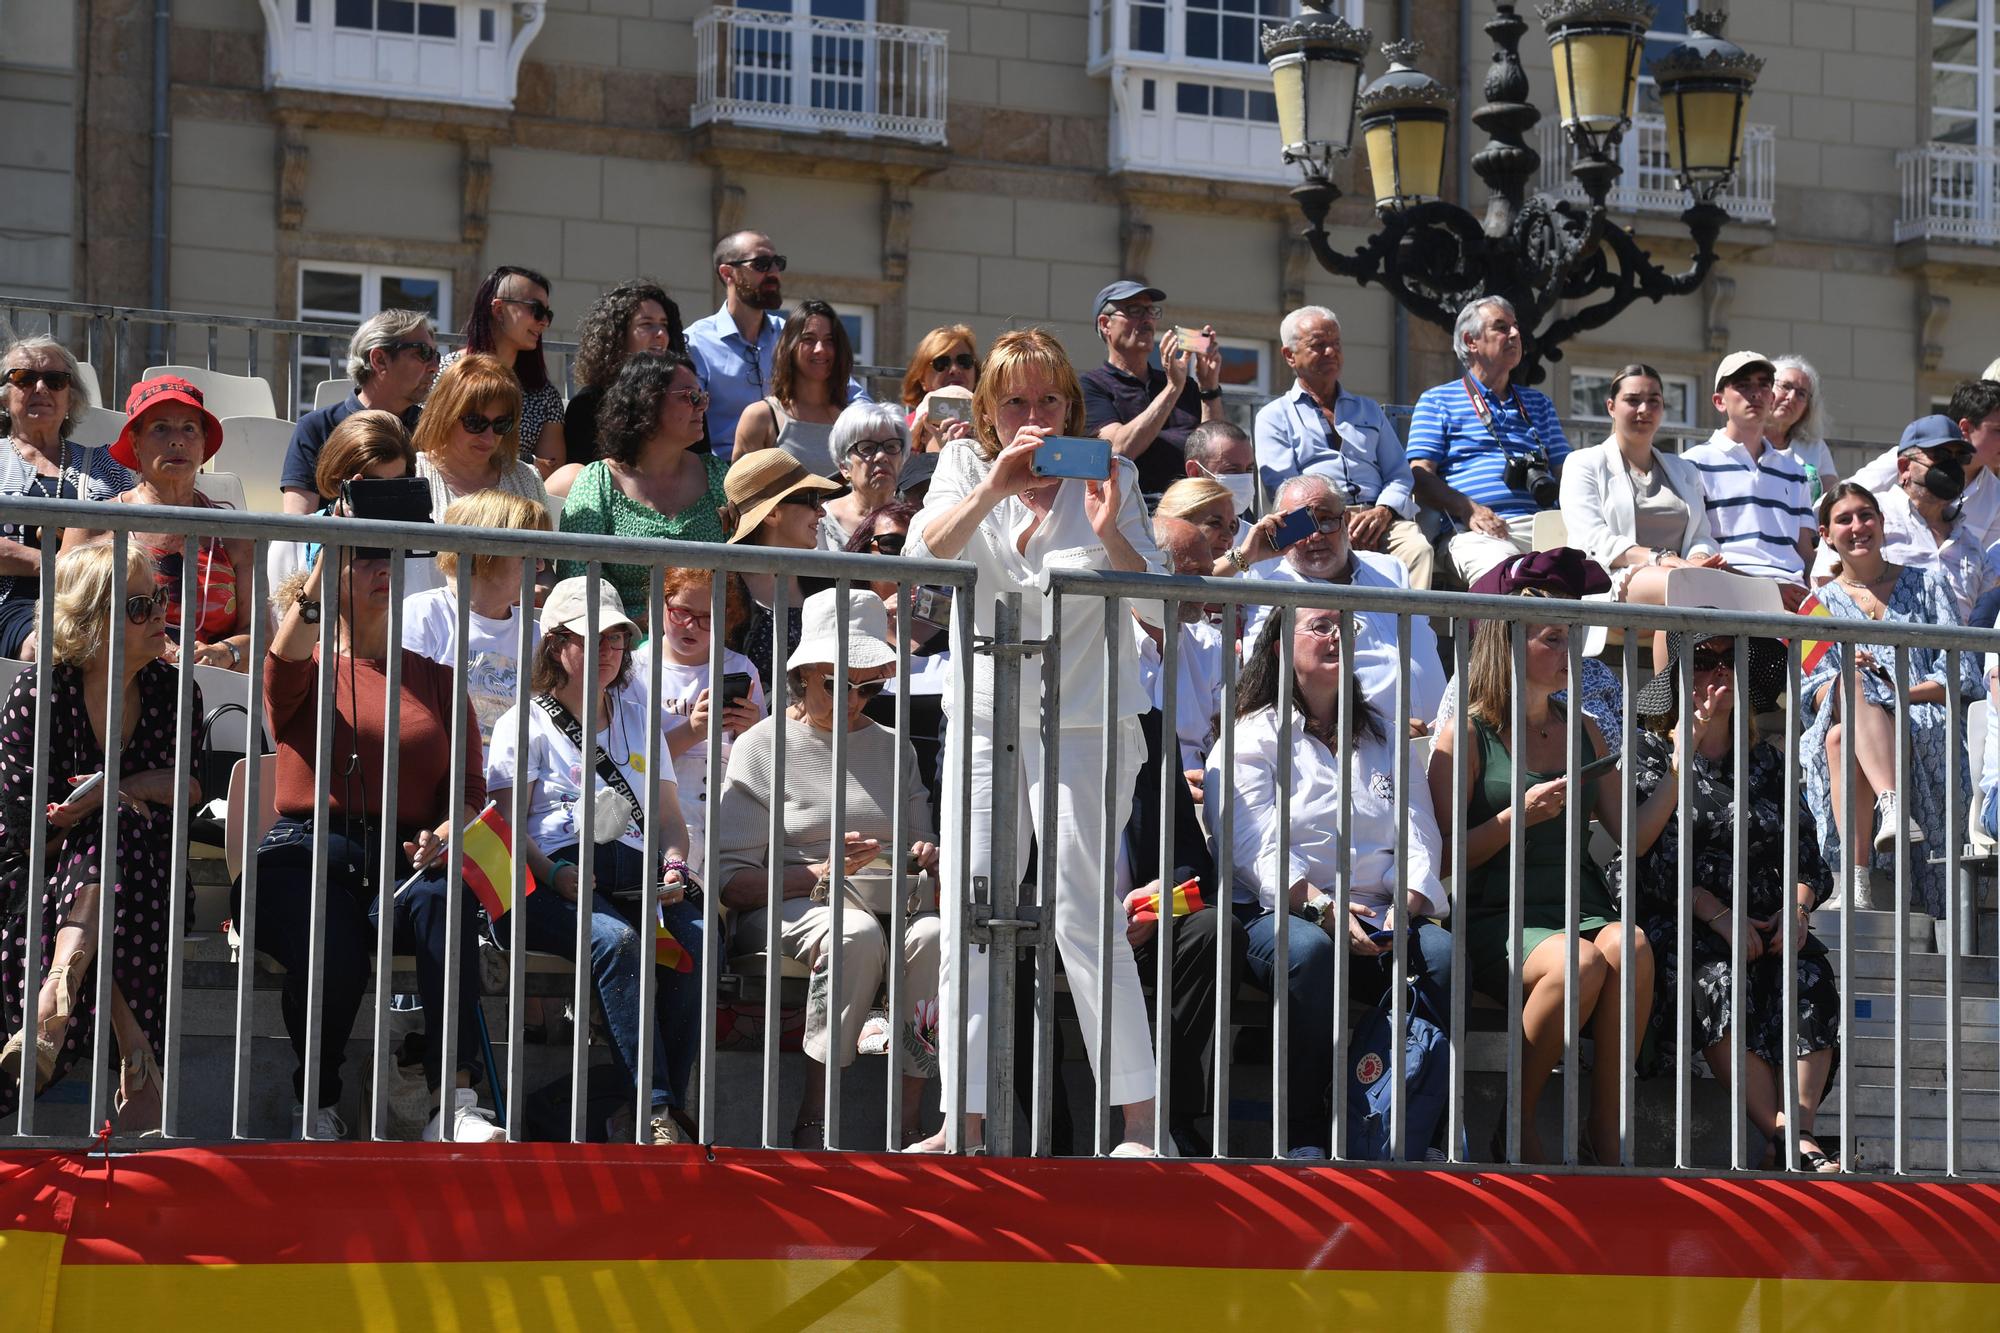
[1847,1033,2000,1072]
[1846,991,2000,1032]
[1838,949,2000,989]
[1812,907,1940,953]
[1836,1083,2000,1124]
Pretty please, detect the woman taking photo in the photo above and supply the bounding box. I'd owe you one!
[732,299,853,475]
[901,324,979,454]
[446,264,566,473]
[1211,606,1451,1156]
[407,353,550,596]
[820,402,909,549]
[903,328,1168,1157]
[561,280,684,470]
[95,375,254,671]
[0,543,198,1132]
[1802,483,1981,915]
[554,350,729,621]
[715,589,940,1148]
[487,577,703,1144]
[721,449,845,690]
[266,410,417,621]
[1427,576,1652,1164]
[1619,633,1841,1172]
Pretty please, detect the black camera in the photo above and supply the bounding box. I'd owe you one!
[1505,454,1560,509]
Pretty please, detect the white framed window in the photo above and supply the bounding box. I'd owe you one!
[296,261,451,407]
[260,0,544,109]
[1932,0,1996,147]
[1567,366,1700,430]
[830,302,875,367]
[1092,0,1361,76]
[1112,69,1289,183]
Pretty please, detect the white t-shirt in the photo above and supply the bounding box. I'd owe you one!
[486,689,673,856]
[400,587,538,746]
[625,642,768,818]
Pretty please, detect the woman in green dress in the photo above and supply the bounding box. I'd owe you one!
[1426,558,1654,1163]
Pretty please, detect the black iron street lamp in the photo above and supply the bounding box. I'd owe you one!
[1262,2,1762,385]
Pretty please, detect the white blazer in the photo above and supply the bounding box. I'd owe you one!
[1558,437,1718,569]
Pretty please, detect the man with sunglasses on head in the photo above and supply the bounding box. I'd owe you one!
[1081,280,1227,498]
[282,309,436,515]
[1255,305,1431,590]
[685,230,870,459]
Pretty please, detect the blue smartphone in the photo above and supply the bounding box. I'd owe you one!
[1272,506,1320,551]
[1031,436,1113,482]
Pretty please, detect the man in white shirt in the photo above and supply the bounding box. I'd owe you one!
[1243,475,1445,727]
[1849,380,2000,550]
[1681,351,1814,609]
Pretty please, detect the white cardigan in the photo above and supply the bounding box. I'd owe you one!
[1558,437,1718,569]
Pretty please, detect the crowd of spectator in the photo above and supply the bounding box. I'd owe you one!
[9,231,2000,1171]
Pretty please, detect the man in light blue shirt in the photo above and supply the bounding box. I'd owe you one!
[684,229,868,458]
[1255,305,1432,588]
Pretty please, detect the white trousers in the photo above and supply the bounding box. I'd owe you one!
[1445,511,1538,585]
[938,711,1154,1116]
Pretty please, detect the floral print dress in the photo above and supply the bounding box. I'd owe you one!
[1613,731,1839,1077]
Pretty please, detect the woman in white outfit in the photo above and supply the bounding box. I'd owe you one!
[903,328,1167,1156]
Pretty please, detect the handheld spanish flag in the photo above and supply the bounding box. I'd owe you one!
[1132,878,1206,925]
[656,905,694,974]
[1795,591,1835,674]
[461,803,536,919]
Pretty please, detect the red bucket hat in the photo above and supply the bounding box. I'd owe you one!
[111,375,225,470]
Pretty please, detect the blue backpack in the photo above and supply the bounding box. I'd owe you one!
[1345,984,1452,1161]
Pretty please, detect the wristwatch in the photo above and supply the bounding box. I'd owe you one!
[225,640,243,666]
[1296,892,1334,926]
[1196,387,1223,402]
[1226,545,1249,573]
[296,597,321,624]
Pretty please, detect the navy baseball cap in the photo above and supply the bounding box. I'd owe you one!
[1092,280,1166,320]
[1898,414,1971,457]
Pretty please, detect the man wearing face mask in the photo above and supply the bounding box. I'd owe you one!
[1813,415,1997,621]
[1242,476,1446,728]
[1256,306,1431,589]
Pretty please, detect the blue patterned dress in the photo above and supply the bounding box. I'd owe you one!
[1801,566,1983,916]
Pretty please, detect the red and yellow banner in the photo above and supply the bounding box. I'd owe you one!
[3,1144,1998,1327]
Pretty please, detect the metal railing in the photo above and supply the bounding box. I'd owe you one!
[1537,114,1778,225]
[692,5,949,147]
[1897,143,2000,246]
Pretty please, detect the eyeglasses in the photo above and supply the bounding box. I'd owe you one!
[929,352,977,374]
[3,368,73,392]
[846,439,904,463]
[1773,381,1811,399]
[386,340,440,364]
[1297,617,1341,640]
[125,590,170,625]
[868,531,906,555]
[459,411,516,437]
[664,604,712,631]
[817,675,887,701]
[666,386,709,410]
[778,492,825,511]
[1692,647,1735,673]
[496,296,554,324]
[723,255,788,274]
[1106,303,1163,322]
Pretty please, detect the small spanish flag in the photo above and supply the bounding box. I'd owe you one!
[462,803,536,920]
[655,910,694,974]
[1132,878,1206,925]
[1795,591,1835,674]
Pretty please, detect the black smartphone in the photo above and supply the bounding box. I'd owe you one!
[339,476,434,559]
[1575,752,1619,781]
[1271,506,1319,551]
[721,670,753,707]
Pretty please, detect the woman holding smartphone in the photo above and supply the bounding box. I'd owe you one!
[903,328,1169,1156]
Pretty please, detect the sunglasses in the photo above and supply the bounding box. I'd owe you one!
[723,255,788,274]
[868,531,905,555]
[1107,303,1163,322]
[929,352,977,374]
[3,368,73,392]
[387,340,440,364]
[817,675,887,701]
[664,604,712,631]
[778,491,825,511]
[666,386,709,409]
[1692,648,1735,673]
[459,411,516,437]
[496,296,554,323]
[125,590,170,625]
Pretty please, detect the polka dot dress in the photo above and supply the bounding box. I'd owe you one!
[0,660,198,1116]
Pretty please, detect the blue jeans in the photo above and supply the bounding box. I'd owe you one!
[1237,903,1453,1151]
[537,841,706,1110]
[1982,783,1999,840]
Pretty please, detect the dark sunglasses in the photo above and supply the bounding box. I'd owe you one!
[1692,648,1735,673]
[818,675,886,701]
[496,296,554,323]
[387,340,440,364]
[868,531,906,555]
[723,255,788,274]
[929,352,977,374]
[125,590,170,625]
[459,411,516,437]
[3,368,73,392]
[777,491,825,511]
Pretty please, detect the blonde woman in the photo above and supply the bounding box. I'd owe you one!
[1156,475,1281,578]
[904,328,1168,1156]
[0,542,199,1132]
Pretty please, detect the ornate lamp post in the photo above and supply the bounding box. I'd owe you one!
[1262,3,1761,384]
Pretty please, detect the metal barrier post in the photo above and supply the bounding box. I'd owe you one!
[981,592,1027,1159]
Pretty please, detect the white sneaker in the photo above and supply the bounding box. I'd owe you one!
[292,1102,348,1141]
[1873,791,1926,854]
[423,1087,505,1143]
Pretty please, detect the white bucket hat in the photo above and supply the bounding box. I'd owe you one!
[786,588,897,672]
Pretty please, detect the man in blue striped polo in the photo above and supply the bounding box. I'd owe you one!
[1406,295,1570,585]
[1681,350,1814,611]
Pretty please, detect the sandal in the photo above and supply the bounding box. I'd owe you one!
[1797,1137,1841,1174]
[114,1045,165,1137]
[0,1027,57,1093]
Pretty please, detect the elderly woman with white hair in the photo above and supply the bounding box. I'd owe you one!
[714,588,941,1148]
[820,401,910,549]
[1406,295,1572,585]
[1768,354,1838,496]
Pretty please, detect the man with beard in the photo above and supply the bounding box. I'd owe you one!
[1242,475,1445,728]
[281,308,435,514]
[686,230,869,458]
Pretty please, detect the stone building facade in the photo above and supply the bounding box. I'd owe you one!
[2,1,1997,450]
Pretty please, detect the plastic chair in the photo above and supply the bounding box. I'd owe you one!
[70,406,125,450]
[139,365,277,420]
[194,471,248,513]
[1660,565,1785,616]
[214,415,293,512]
[72,361,104,409]
[313,379,349,411]
[1530,510,1569,551]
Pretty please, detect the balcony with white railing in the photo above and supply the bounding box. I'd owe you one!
[1536,114,1776,225]
[1897,143,2000,246]
[691,6,947,147]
